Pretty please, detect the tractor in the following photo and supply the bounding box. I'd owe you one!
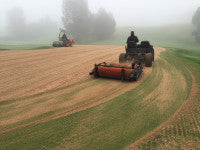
[52,30,76,47]
[119,41,154,67]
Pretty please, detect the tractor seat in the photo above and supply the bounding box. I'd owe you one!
[140,41,152,48]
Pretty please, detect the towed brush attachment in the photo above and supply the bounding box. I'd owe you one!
[90,62,143,81]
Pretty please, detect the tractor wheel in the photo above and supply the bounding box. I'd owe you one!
[132,75,137,81]
[119,53,126,63]
[132,72,139,81]
[145,53,152,67]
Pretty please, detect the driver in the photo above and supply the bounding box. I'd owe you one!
[62,33,69,46]
[127,31,139,44]
[62,33,68,41]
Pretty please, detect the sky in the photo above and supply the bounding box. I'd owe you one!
[0,0,200,34]
[89,0,200,26]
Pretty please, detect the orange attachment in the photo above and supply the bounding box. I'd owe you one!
[107,62,132,68]
[98,66,134,79]
[90,62,143,81]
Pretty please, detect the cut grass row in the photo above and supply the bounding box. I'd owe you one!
[0,79,107,132]
[0,44,53,51]
[0,49,192,150]
[131,48,200,149]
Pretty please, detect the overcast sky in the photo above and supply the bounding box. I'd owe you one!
[0,0,200,34]
[89,0,200,26]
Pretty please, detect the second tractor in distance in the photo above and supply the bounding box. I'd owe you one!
[52,30,76,47]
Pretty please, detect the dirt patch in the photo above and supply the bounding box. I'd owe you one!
[0,45,122,101]
[0,46,164,135]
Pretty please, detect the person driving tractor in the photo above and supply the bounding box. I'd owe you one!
[127,31,139,44]
[62,33,69,42]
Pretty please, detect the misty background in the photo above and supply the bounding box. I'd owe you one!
[0,0,200,48]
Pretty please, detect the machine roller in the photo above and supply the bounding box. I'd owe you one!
[89,62,143,81]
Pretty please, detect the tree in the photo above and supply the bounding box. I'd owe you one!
[27,16,58,40]
[62,0,91,43]
[6,7,58,41]
[62,0,116,43]
[92,8,116,40]
[6,7,27,39]
[192,7,200,43]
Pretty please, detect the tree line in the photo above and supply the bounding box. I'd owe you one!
[6,7,57,41]
[62,0,116,43]
[193,7,200,43]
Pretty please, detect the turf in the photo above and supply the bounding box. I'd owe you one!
[0,49,193,150]
[132,48,200,149]
[0,24,199,149]
[0,44,53,51]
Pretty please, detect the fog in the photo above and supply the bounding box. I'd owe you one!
[0,0,62,37]
[0,0,199,39]
[89,0,200,26]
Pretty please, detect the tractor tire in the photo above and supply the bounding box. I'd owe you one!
[145,53,152,67]
[132,75,137,81]
[119,53,126,63]
[132,72,139,81]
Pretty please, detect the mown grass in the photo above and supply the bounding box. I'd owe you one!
[0,24,199,149]
[0,79,93,106]
[0,78,111,132]
[0,44,53,51]
[0,48,11,51]
[135,48,200,149]
[29,46,53,50]
[0,49,192,150]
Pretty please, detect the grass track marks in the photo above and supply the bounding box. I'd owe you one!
[0,46,163,135]
[126,49,200,150]
[0,45,123,101]
[0,48,193,150]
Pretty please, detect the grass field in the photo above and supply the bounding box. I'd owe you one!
[0,23,200,149]
[1,46,198,149]
[127,48,200,149]
[0,44,53,51]
[0,34,56,50]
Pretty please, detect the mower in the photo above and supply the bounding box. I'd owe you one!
[89,62,143,81]
[119,41,154,67]
[52,30,76,47]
